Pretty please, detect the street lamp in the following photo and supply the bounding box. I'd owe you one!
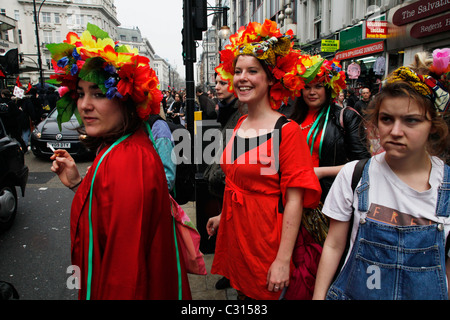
[33,0,46,89]
[218,26,231,40]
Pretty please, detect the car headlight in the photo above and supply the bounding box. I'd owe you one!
[33,128,41,139]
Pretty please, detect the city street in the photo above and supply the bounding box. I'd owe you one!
[0,152,92,300]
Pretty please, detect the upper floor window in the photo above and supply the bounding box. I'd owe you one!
[42,12,51,23]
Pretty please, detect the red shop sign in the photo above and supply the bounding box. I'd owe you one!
[411,12,450,38]
[393,0,450,26]
[364,20,388,39]
[335,41,384,61]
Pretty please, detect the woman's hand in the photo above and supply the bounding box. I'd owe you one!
[267,258,290,293]
[50,149,82,191]
[206,214,221,237]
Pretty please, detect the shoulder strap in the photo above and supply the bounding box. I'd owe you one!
[148,114,163,129]
[334,158,370,280]
[339,106,362,130]
[352,158,370,193]
[275,116,290,213]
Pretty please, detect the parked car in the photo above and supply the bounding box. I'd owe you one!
[0,117,28,232]
[31,109,93,160]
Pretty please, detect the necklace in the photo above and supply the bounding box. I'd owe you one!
[300,122,314,130]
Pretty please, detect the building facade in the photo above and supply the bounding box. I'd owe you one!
[0,0,180,91]
[1,0,119,86]
[198,0,450,97]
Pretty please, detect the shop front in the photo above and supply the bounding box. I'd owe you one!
[387,0,450,70]
[336,21,387,98]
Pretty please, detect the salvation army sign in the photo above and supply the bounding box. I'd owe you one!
[335,41,384,61]
[393,0,450,26]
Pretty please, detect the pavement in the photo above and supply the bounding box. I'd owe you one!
[180,201,237,300]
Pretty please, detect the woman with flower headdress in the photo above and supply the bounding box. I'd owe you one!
[291,55,371,204]
[313,49,450,300]
[48,24,191,300]
[206,20,322,300]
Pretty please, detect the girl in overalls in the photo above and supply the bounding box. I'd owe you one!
[313,50,450,300]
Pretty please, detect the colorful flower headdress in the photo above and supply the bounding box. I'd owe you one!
[303,54,347,98]
[387,49,450,114]
[215,19,326,109]
[47,23,162,130]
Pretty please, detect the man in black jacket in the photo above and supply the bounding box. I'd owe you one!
[196,86,217,120]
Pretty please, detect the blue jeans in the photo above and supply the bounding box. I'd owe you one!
[326,160,450,300]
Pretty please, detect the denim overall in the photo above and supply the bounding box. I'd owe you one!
[327,159,450,300]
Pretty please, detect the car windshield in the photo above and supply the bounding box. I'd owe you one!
[48,109,78,120]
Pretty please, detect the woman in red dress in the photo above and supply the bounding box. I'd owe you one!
[207,20,322,300]
[48,24,191,300]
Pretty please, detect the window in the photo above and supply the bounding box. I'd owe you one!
[54,13,60,24]
[120,35,126,41]
[18,30,22,44]
[75,14,84,25]
[42,12,51,23]
[1,9,6,16]
[14,10,20,21]
[55,30,62,43]
[43,31,53,44]
[368,0,382,7]
[132,36,138,42]
[314,0,322,19]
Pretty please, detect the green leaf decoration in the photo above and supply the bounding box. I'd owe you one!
[115,45,131,53]
[87,23,110,40]
[78,57,109,94]
[303,60,324,83]
[56,94,77,131]
[46,43,75,61]
[46,79,61,85]
[74,107,83,126]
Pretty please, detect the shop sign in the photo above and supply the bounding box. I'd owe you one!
[321,40,339,52]
[339,24,381,51]
[393,0,450,26]
[335,41,384,61]
[410,12,450,38]
[363,20,388,39]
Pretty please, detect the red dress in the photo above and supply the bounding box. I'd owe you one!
[211,116,321,299]
[70,129,191,300]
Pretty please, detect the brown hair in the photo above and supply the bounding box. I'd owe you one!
[365,80,449,160]
[78,98,143,151]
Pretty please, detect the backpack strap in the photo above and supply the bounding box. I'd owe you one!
[275,116,290,213]
[334,158,370,280]
[339,106,363,132]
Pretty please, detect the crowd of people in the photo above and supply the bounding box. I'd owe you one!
[0,86,59,152]
[2,20,447,300]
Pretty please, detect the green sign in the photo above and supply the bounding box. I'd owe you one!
[339,23,381,51]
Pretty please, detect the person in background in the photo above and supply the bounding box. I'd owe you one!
[354,87,372,114]
[291,55,371,205]
[196,85,218,120]
[48,24,191,300]
[335,91,346,109]
[314,50,450,300]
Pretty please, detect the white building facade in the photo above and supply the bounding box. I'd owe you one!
[198,0,450,97]
[0,0,181,91]
[1,0,119,86]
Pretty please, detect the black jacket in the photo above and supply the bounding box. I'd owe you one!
[318,104,371,201]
